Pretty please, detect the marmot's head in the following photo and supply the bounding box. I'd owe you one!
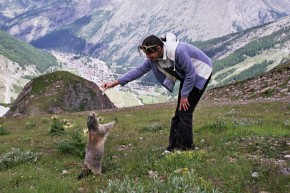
[87,112,100,131]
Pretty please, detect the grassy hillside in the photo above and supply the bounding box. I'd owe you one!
[31,71,85,95]
[203,61,290,101]
[0,100,289,192]
[0,30,58,72]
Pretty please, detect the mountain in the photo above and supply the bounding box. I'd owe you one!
[195,15,290,88]
[1,0,290,67]
[0,30,58,72]
[0,29,59,104]
[0,0,109,42]
[4,71,116,117]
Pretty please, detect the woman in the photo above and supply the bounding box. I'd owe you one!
[102,32,212,153]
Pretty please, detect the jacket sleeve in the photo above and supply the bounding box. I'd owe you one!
[117,59,152,86]
[175,49,196,97]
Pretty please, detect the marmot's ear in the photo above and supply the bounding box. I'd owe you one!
[98,117,104,122]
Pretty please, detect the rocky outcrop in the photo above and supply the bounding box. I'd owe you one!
[4,71,116,117]
[203,62,290,102]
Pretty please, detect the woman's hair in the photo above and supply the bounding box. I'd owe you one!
[138,35,164,53]
[142,35,163,47]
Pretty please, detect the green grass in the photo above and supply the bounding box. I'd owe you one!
[0,30,58,72]
[0,100,289,193]
[31,71,85,95]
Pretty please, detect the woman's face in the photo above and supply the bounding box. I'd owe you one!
[143,46,163,61]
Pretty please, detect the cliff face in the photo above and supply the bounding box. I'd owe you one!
[4,71,116,117]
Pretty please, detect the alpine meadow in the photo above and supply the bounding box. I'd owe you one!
[0,99,289,192]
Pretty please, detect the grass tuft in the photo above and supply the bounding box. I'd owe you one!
[54,128,87,158]
[0,122,9,135]
[25,121,36,130]
[142,122,164,132]
[0,148,39,171]
[98,169,220,193]
[48,115,73,135]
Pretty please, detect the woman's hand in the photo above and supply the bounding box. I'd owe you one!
[101,80,120,91]
[179,97,190,111]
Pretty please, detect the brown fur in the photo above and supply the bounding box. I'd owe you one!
[78,112,117,179]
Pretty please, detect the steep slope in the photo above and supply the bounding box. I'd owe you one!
[4,71,116,117]
[0,30,59,103]
[194,15,290,88]
[195,15,290,61]
[0,30,58,72]
[0,0,109,42]
[203,61,290,102]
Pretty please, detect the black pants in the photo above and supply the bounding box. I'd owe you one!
[167,76,211,151]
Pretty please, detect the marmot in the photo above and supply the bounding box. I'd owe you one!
[78,112,117,179]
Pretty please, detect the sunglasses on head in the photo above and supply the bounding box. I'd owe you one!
[138,45,158,52]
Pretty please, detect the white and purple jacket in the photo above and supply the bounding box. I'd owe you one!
[118,35,213,97]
